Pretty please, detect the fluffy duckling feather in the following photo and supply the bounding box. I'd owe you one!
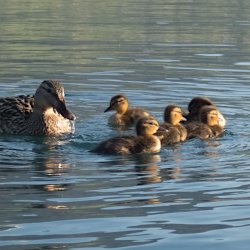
[104,94,150,128]
[185,105,224,139]
[91,116,161,155]
[155,105,187,145]
[185,96,226,127]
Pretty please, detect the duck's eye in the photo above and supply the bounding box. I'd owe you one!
[117,99,125,103]
[148,122,157,126]
[46,88,52,94]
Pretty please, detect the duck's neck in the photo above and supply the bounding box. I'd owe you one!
[26,109,47,135]
[27,107,63,135]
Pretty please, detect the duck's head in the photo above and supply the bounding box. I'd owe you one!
[187,96,214,116]
[104,95,129,114]
[200,105,220,126]
[136,116,159,136]
[164,105,186,125]
[34,80,75,120]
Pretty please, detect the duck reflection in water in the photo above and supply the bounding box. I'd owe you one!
[32,137,72,193]
[134,154,181,185]
[134,154,181,205]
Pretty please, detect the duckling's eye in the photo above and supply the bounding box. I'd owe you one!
[46,88,52,93]
[117,99,125,103]
[148,122,157,126]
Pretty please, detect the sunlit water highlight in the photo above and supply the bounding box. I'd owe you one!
[1,1,250,250]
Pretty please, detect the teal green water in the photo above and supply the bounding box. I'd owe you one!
[1,1,250,249]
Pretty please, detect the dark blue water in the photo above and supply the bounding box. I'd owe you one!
[1,1,250,249]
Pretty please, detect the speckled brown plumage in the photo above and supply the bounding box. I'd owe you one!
[0,80,75,136]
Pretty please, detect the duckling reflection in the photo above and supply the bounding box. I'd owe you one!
[134,154,162,185]
[155,105,187,145]
[35,155,71,192]
[32,137,72,193]
[104,94,150,129]
[185,105,224,139]
[134,154,181,186]
[185,96,226,128]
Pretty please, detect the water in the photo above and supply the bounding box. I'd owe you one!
[1,0,250,249]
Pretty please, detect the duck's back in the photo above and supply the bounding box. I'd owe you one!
[0,95,34,134]
[108,108,150,128]
[92,135,136,154]
[210,125,224,137]
[175,123,187,141]
[185,122,213,140]
[92,134,160,155]
[126,108,149,120]
[155,124,181,145]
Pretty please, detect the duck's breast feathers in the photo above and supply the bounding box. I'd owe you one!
[134,135,161,153]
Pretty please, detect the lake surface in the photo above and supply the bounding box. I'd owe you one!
[1,0,250,249]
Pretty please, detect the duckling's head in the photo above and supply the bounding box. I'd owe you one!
[136,117,159,136]
[188,96,214,115]
[200,105,220,126]
[104,95,129,114]
[164,105,186,125]
[34,80,75,120]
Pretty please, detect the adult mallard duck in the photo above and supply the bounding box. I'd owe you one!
[104,94,150,128]
[155,105,187,145]
[185,105,224,139]
[91,116,161,155]
[185,96,226,127]
[0,80,75,136]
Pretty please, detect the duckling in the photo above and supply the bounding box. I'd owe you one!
[185,105,224,139]
[104,94,150,128]
[155,105,187,145]
[185,96,226,127]
[0,80,75,136]
[91,116,161,155]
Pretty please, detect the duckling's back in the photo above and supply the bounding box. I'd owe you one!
[92,136,136,154]
[108,108,150,128]
[185,122,213,139]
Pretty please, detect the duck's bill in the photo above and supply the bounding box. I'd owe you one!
[104,106,112,112]
[56,101,76,120]
[181,116,187,122]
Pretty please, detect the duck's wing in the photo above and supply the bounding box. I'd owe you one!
[185,122,212,140]
[211,125,224,138]
[91,135,135,154]
[0,95,34,134]
[126,108,150,123]
[0,95,34,119]
[155,123,181,145]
